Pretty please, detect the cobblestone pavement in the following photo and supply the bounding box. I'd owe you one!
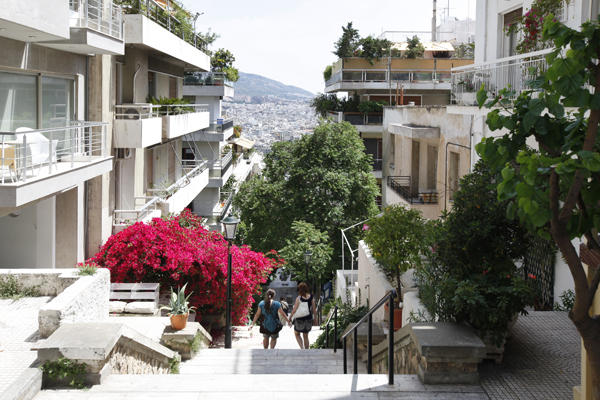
[480,311,580,400]
[0,297,52,394]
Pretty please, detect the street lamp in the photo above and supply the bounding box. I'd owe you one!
[222,213,239,349]
[193,12,204,48]
[304,251,312,289]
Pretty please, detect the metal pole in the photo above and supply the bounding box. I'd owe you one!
[334,306,338,353]
[388,293,394,386]
[367,313,373,374]
[22,135,27,183]
[225,241,233,348]
[353,327,358,374]
[343,337,347,374]
[48,131,53,175]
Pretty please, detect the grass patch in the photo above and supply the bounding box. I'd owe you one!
[76,263,99,276]
[0,272,40,300]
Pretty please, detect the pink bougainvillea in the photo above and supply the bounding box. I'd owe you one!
[88,210,283,325]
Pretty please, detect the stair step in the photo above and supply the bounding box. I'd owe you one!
[34,374,489,400]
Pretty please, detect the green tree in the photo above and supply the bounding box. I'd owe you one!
[211,48,239,82]
[309,93,341,117]
[279,221,333,285]
[323,65,333,82]
[233,120,379,276]
[476,15,600,393]
[403,35,425,59]
[333,22,361,58]
[359,36,392,65]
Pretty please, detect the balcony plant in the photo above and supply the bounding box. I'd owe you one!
[357,100,388,115]
[161,283,196,330]
[147,96,194,115]
[363,204,430,329]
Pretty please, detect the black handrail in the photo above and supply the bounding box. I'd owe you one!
[340,290,396,385]
[323,305,338,353]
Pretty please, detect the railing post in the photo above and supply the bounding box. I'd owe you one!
[334,306,337,353]
[353,327,358,374]
[48,131,53,175]
[102,125,107,158]
[22,135,27,183]
[367,313,372,374]
[326,319,330,349]
[1,136,5,184]
[84,0,88,28]
[88,126,92,163]
[71,129,75,169]
[343,336,347,374]
[388,292,394,386]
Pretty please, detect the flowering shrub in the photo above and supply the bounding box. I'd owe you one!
[505,0,566,54]
[88,210,284,324]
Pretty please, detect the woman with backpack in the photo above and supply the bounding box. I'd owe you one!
[289,282,316,349]
[249,289,290,349]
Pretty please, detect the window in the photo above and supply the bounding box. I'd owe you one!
[41,76,75,129]
[503,8,523,57]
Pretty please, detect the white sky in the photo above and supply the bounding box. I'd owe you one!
[180,0,474,95]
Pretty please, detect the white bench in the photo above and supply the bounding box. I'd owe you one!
[109,283,160,314]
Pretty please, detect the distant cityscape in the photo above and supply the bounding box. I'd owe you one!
[223,99,319,154]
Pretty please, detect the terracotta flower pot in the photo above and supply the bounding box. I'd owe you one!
[170,313,189,330]
[384,303,403,331]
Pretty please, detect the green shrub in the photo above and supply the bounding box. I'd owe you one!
[76,263,99,276]
[0,273,39,300]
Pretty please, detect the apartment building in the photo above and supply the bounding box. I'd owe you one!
[0,0,213,268]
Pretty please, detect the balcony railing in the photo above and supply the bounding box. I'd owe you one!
[0,122,109,184]
[147,160,207,200]
[115,104,159,119]
[387,176,438,205]
[337,113,383,126]
[326,69,451,87]
[208,150,233,177]
[113,196,160,226]
[119,0,208,51]
[184,72,234,88]
[70,0,123,40]
[219,191,234,220]
[451,49,553,106]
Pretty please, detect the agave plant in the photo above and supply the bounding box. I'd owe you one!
[161,284,197,316]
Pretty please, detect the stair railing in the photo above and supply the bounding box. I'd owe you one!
[324,304,338,352]
[340,290,396,385]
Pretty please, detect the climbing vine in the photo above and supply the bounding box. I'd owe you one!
[39,358,87,389]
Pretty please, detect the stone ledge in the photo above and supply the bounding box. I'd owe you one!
[0,368,42,400]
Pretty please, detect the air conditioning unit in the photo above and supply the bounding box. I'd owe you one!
[115,148,133,160]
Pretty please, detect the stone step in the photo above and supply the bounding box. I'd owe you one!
[34,374,489,400]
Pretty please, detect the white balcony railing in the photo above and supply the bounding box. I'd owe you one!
[326,69,452,87]
[208,150,233,178]
[0,121,109,184]
[114,104,159,119]
[451,49,553,106]
[147,160,208,200]
[113,196,161,226]
[69,0,123,40]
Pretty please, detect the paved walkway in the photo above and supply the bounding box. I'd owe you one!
[480,311,580,400]
[0,297,52,395]
[210,324,323,349]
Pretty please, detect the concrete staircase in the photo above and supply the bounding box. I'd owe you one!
[33,348,490,399]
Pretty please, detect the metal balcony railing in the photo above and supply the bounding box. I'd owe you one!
[184,72,234,88]
[387,176,438,205]
[115,103,208,119]
[147,160,207,200]
[0,121,109,184]
[118,0,209,51]
[70,0,123,40]
[219,191,234,220]
[205,118,234,133]
[113,196,160,226]
[451,49,553,106]
[208,150,233,178]
[339,113,383,126]
[326,69,451,87]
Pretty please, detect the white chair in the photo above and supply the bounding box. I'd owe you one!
[15,127,58,176]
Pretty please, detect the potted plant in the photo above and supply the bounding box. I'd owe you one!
[161,284,196,330]
[363,204,430,331]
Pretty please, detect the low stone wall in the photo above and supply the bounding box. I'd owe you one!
[401,291,432,328]
[38,323,176,386]
[0,269,78,296]
[368,322,486,385]
[38,269,110,338]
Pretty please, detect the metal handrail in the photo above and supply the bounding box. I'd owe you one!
[340,290,396,383]
[324,305,338,353]
[113,196,160,225]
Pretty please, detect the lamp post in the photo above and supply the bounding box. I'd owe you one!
[222,213,240,349]
[304,251,312,291]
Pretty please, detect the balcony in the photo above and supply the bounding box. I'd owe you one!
[0,0,71,43]
[187,118,235,142]
[195,190,234,223]
[0,122,112,208]
[122,0,210,70]
[183,72,235,98]
[207,150,233,188]
[41,0,124,55]
[450,49,552,108]
[232,151,260,183]
[114,104,162,148]
[147,160,208,215]
[160,104,210,140]
[113,196,161,233]
[387,176,438,203]
[325,58,473,93]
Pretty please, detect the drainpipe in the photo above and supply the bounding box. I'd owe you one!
[84,55,90,260]
[132,62,141,104]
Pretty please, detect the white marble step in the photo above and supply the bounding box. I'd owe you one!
[34,374,489,400]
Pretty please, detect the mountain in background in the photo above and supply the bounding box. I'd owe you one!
[231,72,315,103]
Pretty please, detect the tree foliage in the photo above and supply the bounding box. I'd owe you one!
[359,36,393,65]
[211,48,239,82]
[403,35,425,59]
[333,22,361,58]
[279,221,333,283]
[476,15,600,391]
[233,120,380,275]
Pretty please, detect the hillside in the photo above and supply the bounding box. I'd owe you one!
[232,72,315,102]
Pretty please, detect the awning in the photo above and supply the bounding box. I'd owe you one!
[392,41,455,52]
[229,137,255,149]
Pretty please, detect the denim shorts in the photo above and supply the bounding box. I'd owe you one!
[294,319,313,333]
